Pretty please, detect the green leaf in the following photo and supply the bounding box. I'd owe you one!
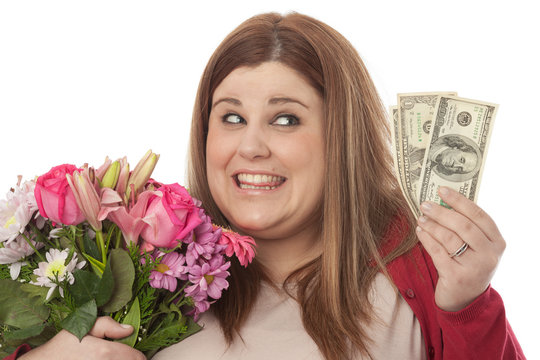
[116,297,140,347]
[135,321,184,352]
[177,316,202,342]
[69,270,100,307]
[83,254,105,276]
[101,249,135,312]
[61,299,97,341]
[0,279,49,328]
[96,258,114,307]
[3,323,46,341]
[135,315,201,353]
[20,283,50,302]
[83,229,101,260]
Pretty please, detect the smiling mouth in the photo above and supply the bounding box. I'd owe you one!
[234,173,287,190]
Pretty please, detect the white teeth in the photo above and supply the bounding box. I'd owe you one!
[239,184,278,190]
[235,173,286,190]
[236,173,285,185]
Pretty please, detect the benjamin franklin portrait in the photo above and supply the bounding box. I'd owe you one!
[428,134,483,182]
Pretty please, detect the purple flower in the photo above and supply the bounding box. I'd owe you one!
[191,293,211,319]
[185,255,230,300]
[183,209,226,266]
[149,251,188,292]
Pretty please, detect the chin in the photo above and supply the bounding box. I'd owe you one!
[230,217,270,234]
[227,214,281,237]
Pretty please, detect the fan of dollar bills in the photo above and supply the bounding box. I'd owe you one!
[390,93,498,218]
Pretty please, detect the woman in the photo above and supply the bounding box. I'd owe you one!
[12,12,523,360]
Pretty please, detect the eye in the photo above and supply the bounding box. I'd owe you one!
[460,157,465,163]
[272,114,299,126]
[222,113,245,125]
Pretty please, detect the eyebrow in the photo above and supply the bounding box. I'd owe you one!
[211,96,309,109]
[268,97,309,109]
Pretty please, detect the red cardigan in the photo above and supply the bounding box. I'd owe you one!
[4,220,525,360]
[387,243,524,359]
[382,216,525,360]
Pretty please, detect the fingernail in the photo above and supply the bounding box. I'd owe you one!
[421,202,432,211]
[439,186,449,196]
[120,324,132,329]
[415,226,422,233]
[418,216,427,223]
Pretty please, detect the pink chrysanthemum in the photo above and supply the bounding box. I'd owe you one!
[149,251,188,292]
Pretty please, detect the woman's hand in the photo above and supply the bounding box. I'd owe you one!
[415,186,506,312]
[19,316,146,360]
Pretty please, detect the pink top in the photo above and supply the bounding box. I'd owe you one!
[153,273,426,360]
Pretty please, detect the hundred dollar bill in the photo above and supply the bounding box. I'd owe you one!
[396,92,456,217]
[417,96,498,208]
[389,105,419,217]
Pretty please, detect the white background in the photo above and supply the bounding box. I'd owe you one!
[1,0,538,357]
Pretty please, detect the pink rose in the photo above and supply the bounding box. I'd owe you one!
[140,183,203,251]
[34,164,85,225]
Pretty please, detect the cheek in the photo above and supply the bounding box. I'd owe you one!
[206,126,232,184]
[280,133,325,186]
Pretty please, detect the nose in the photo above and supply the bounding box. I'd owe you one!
[237,122,271,160]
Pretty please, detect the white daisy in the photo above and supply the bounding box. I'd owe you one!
[31,248,86,300]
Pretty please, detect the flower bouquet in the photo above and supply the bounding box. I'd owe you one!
[0,150,255,359]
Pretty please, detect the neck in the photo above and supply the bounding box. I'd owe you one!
[252,225,322,284]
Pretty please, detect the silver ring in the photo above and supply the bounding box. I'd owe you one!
[449,242,469,258]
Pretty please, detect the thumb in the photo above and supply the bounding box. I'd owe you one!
[88,316,134,339]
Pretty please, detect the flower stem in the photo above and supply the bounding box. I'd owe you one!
[167,282,189,306]
[21,232,46,262]
[114,225,122,249]
[96,230,106,263]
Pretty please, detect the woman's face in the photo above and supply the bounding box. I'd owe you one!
[206,62,325,242]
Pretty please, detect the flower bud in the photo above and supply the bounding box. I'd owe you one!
[101,160,120,189]
[66,169,102,231]
[115,157,130,200]
[125,150,159,201]
[95,156,112,181]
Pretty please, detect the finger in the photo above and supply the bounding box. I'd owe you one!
[30,329,146,360]
[89,316,133,339]
[420,200,489,252]
[81,336,147,360]
[417,215,469,256]
[415,225,457,272]
[437,186,505,245]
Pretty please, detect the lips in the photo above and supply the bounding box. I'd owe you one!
[233,173,287,190]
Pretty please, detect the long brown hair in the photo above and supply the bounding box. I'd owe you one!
[187,12,417,360]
